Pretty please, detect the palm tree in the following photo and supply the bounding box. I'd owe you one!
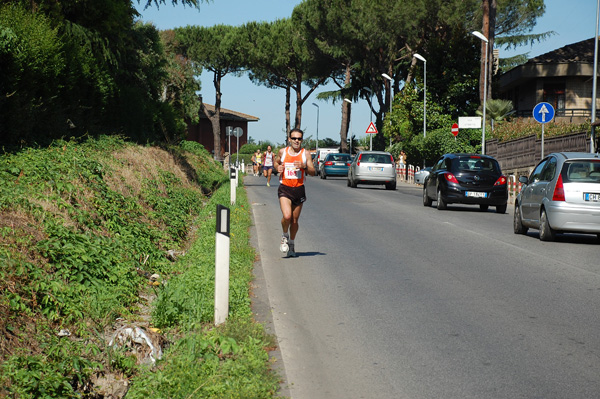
[477,99,515,131]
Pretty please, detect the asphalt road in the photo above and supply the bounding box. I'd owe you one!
[246,173,600,399]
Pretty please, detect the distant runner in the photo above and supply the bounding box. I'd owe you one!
[274,128,316,257]
[256,150,263,176]
[263,145,275,187]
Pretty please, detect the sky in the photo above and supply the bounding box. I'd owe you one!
[134,0,600,145]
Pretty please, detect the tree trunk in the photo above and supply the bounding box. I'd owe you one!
[210,71,223,160]
[294,72,303,130]
[480,0,496,101]
[339,63,351,153]
[285,85,291,143]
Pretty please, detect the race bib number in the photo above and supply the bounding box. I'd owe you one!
[284,163,301,179]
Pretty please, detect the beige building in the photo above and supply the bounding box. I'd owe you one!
[499,37,599,123]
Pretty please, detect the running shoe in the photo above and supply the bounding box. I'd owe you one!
[287,244,297,258]
[267,182,270,187]
[279,235,289,253]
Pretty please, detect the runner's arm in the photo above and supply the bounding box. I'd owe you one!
[304,151,316,176]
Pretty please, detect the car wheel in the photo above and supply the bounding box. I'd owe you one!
[386,182,396,190]
[351,179,357,188]
[479,204,489,212]
[539,208,556,241]
[347,177,351,187]
[496,204,507,214]
[513,204,528,235]
[423,186,432,207]
[436,188,447,210]
[321,172,326,180]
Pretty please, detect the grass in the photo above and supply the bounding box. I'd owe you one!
[0,136,281,398]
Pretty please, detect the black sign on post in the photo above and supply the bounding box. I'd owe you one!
[216,204,230,237]
[230,167,236,180]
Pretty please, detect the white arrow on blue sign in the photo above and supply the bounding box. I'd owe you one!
[532,102,555,124]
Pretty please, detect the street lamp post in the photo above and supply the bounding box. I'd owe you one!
[312,103,319,156]
[472,31,489,155]
[381,73,394,152]
[413,54,427,139]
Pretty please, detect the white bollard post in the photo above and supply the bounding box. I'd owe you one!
[230,167,236,205]
[214,205,230,326]
[235,166,239,187]
[241,160,245,175]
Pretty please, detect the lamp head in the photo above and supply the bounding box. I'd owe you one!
[381,73,393,82]
[413,53,426,62]
[471,31,488,43]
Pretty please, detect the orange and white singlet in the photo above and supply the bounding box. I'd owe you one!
[279,147,307,188]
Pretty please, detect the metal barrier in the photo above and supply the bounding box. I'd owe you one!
[396,164,415,183]
[407,165,415,184]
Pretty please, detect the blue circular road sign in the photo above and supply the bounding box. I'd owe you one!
[532,102,555,124]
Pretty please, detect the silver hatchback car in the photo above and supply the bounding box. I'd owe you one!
[514,152,600,241]
[347,150,396,190]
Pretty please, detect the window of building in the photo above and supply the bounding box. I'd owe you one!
[543,83,565,111]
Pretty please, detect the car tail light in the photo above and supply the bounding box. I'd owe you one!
[357,154,362,166]
[325,161,333,166]
[346,162,351,166]
[494,175,507,186]
[552,174,565,201]
[444,173,459,184]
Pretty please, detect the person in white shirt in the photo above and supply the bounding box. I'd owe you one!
[262,146,275,186]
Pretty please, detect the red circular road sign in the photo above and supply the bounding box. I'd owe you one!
[451,123,459,137]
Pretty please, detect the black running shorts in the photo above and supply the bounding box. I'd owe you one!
[278,184,306,206]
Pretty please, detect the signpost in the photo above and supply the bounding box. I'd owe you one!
[226,126,233,165]
[451,123,459,137]
[533,102,555,158]
[232,127,243,166]
[458,116,482,129]
[366,122,377,151]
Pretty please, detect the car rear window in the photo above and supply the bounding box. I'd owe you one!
[562,160,600,183]
[328,154,351,162]
[451,156,500,173]
[361,154,392,164]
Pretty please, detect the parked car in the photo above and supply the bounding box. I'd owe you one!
[514,152,600,241]
[414,166,432,185]
[347,151,396,190]
[320,153,352,179]
[423,153,508,213]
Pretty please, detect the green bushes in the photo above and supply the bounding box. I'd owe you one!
[0,136,279,397]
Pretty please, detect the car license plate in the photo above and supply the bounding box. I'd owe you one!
[368,167,383,171]
[466,191,487,198]
[584,193,600,201]
[335,162,344,165]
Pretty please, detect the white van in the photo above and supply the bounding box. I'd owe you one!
[315,148,339,175]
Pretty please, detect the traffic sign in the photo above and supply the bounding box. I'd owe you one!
[232,127,244,137]
[451,123,459,137]
[366,122,378,134]
[533,102,555,124]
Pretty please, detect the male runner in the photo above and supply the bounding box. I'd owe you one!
[262,145,275,187]
[274,128,316,257]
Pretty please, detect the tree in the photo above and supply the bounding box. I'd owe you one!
[244,18,332,142]
[293,0,364,153]
[476,98,515,131]
[176,24,246,159]
[474,0,550,99]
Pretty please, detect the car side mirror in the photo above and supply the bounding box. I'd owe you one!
[518,175,528,184]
